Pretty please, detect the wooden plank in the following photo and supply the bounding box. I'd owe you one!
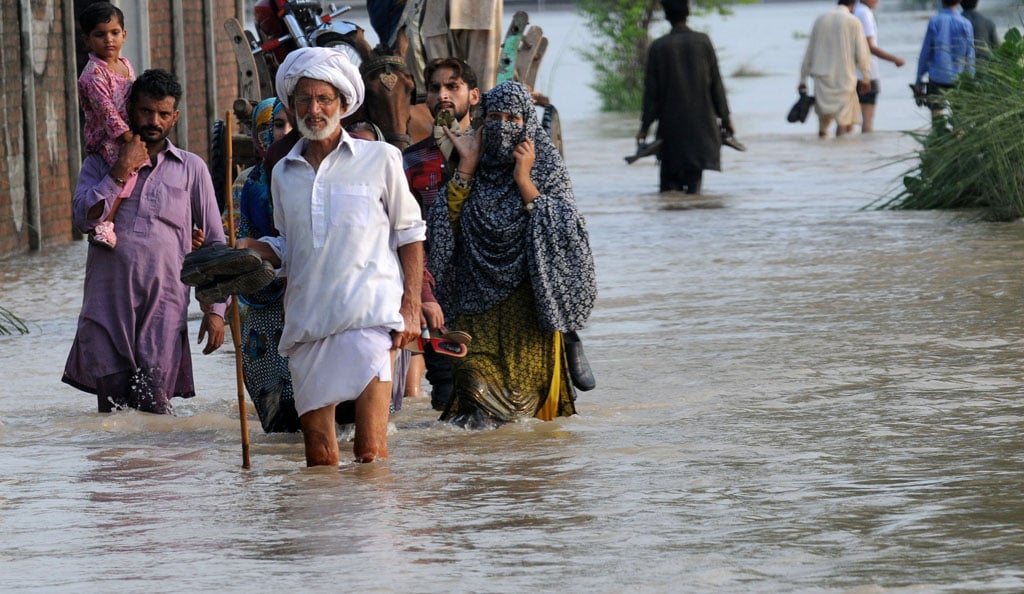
[514,25,544,88]
[496,11,529,85]
[522,34,548,90]
[247,29,276,99]
[224,18,272,102]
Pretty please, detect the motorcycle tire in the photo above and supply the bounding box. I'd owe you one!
[542,103,564,158]
[209,118,228,214]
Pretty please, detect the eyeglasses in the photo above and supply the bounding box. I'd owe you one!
[293,94,339,109]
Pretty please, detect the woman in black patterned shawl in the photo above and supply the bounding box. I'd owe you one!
[426,81,597,427]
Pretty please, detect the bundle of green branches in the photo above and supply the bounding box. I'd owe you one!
[876,28,1024,220]
[0,306,28,335]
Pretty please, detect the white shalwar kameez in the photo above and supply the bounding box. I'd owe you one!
[266,132,426,417]
[800,6,872,126]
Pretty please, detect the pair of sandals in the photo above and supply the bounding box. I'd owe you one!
[180,244,276,303]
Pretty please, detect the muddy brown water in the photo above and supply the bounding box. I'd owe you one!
[2,4,1023,592]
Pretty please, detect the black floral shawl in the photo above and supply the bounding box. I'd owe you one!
[426,81,596,332]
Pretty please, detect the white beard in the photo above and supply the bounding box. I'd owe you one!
[297,110,342,141]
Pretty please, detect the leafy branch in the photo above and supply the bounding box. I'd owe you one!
[0,306,29,335]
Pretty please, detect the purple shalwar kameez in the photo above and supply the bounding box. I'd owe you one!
[63,142,227,413]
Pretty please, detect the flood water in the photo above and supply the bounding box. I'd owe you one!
[3,3,1024,592]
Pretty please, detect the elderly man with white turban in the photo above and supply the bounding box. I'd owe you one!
[240,47,426,466]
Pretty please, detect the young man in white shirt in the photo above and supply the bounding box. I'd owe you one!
[853,0,906,132]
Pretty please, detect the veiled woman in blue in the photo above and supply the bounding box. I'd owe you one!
[426,81,597,428]
[225,98,299,432]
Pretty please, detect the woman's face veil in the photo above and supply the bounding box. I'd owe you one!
[480,82,536,167]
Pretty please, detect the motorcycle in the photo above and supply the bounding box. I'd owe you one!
[214,1,368,209]
[251,1,365,70]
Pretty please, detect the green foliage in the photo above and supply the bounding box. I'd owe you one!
[0,306,29,335]
[875,28,1024,221]
[575,0,657,111]
[574,0,742,112]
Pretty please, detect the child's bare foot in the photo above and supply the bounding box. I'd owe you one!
[88,221,117,250]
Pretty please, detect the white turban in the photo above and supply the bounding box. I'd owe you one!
[275,47,364,119]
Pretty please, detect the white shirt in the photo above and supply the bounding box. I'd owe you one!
[854,2,881,80]
[267,132,426,355]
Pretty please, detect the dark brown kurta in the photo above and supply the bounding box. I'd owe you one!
[641,24,731,174]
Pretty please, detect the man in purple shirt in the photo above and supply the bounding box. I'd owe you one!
[63,69,228,414]
[916,0,975,117]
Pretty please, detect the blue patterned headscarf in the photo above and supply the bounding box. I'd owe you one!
[240,98,282,239]
[251,97,281,158]
[426,81,596,331]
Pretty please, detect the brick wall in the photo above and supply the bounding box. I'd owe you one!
[0,1,26,256]
[184,0,209,151]
[35,0,75,249]
[215,0,240,128]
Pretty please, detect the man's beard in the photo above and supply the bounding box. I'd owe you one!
[434,102,468,124]
[132,124,169,146]
[297,110,342,141]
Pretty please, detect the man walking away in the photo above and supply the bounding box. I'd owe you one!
[799,0,872,137]
[637,0,734,194]
[915,0,974,118]
[853,0,905,132]
[961,0,999,61]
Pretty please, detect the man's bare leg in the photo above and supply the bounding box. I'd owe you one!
[300,404,340,466]
[818,114,833,138]
[353,351,396,463]
[860,104,875,133]
[405,354,425,398]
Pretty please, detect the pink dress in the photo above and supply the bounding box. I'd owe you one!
[78,53,135,167]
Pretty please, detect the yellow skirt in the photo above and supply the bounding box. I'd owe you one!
[441,283,577,426]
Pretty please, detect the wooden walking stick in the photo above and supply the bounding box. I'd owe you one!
[224,111,252,469]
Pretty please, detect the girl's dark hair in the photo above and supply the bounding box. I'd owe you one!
[78,1,125,35]
[129,69,183,109]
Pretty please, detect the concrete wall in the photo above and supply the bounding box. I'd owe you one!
[0,0,242,258]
